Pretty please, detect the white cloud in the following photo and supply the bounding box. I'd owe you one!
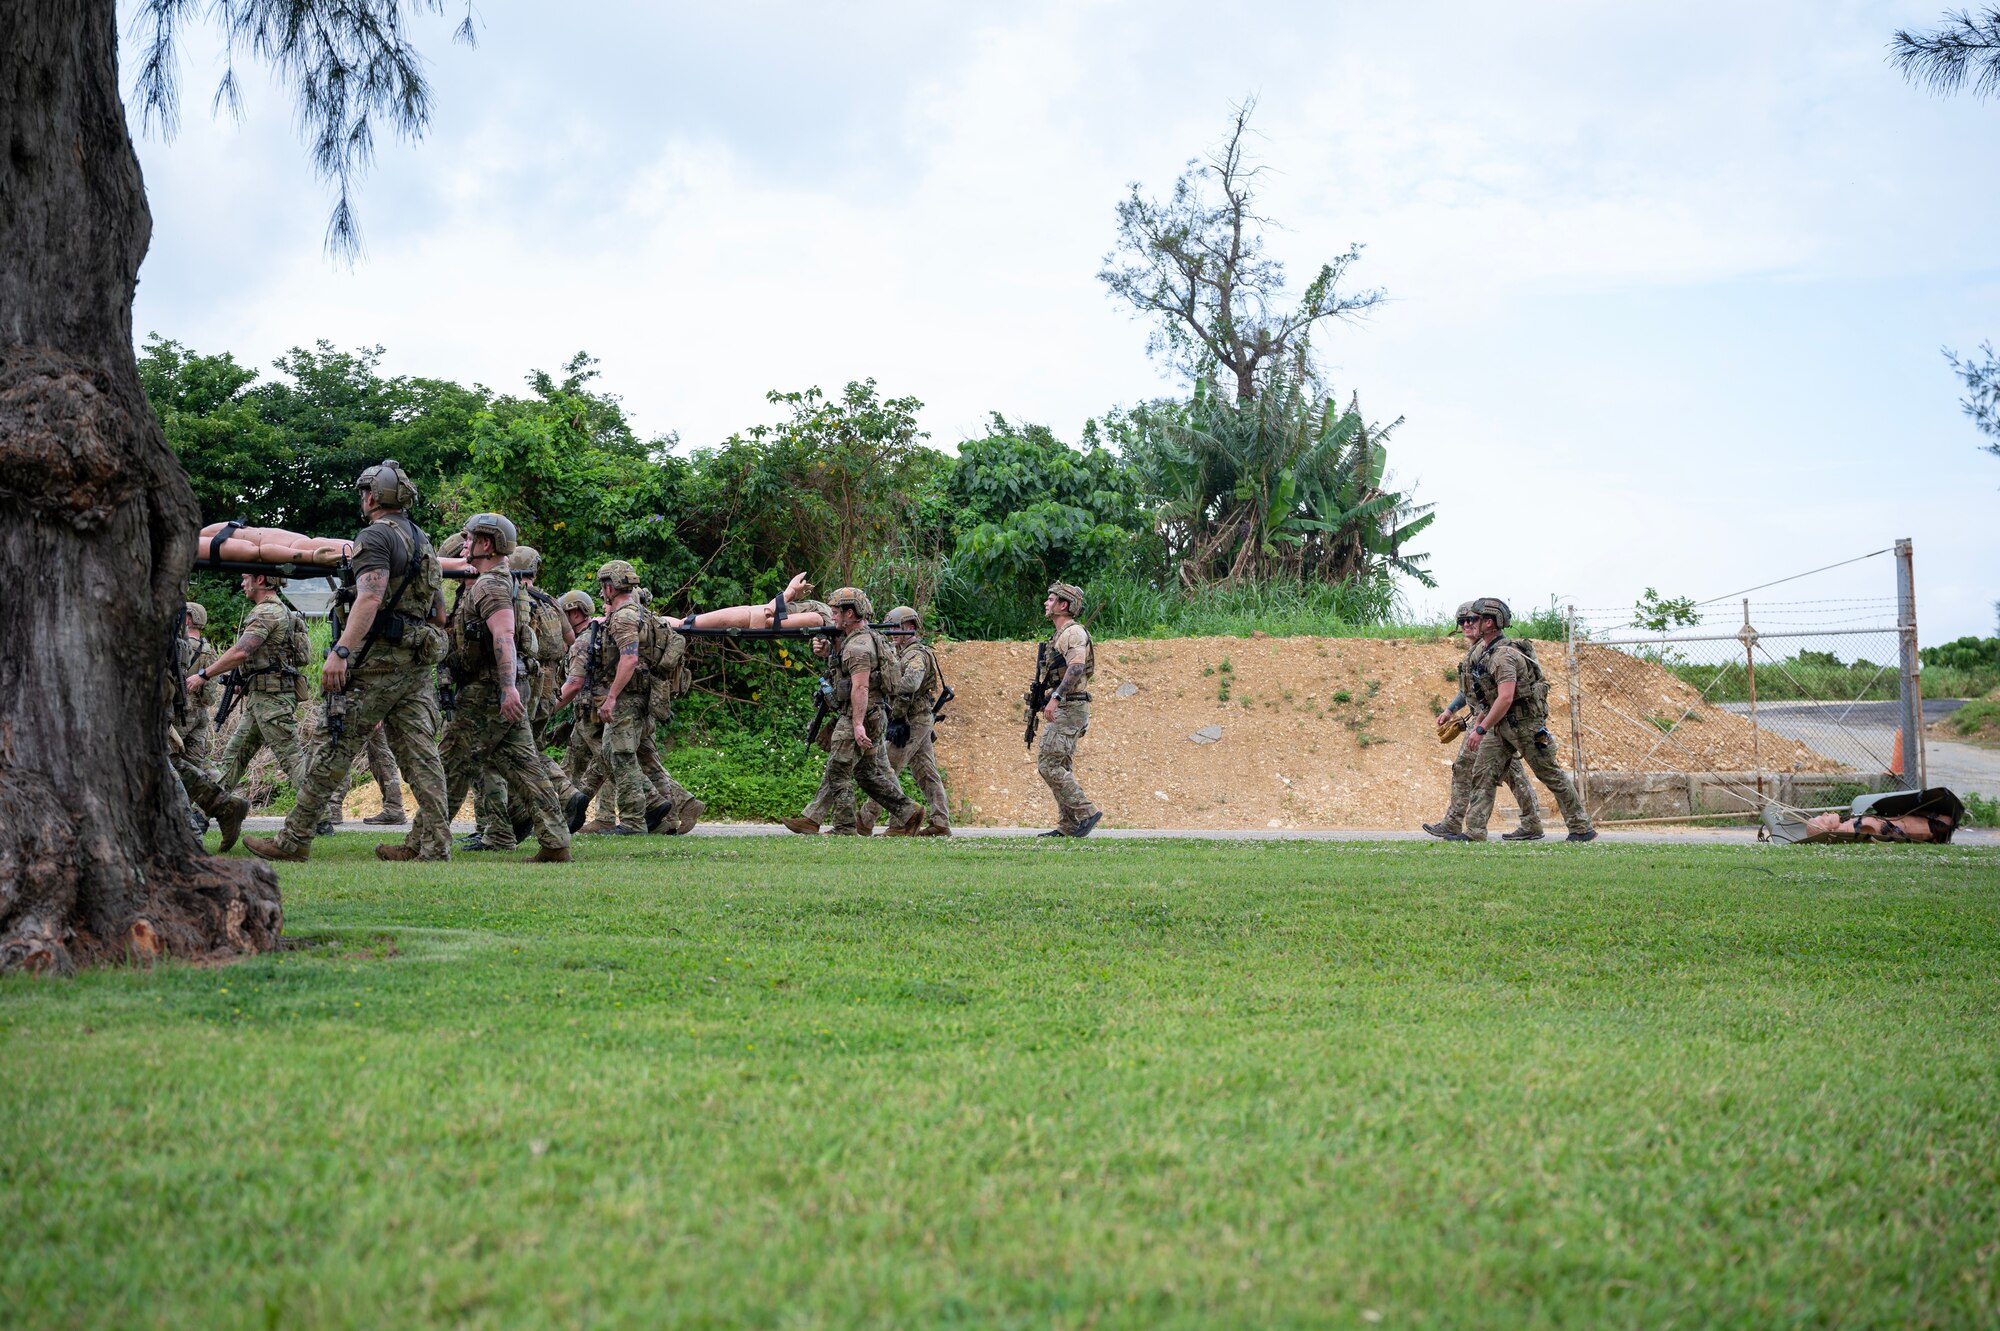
[127,0,2000,637]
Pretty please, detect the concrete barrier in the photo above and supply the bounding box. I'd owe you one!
[1581,771,1898,820]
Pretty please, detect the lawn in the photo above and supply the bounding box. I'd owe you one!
[3,837,1997,1329]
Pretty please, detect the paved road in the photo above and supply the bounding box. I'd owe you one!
[1718,699,1999,800]
[238,817,1999,847]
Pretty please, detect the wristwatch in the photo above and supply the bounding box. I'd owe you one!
[1473,724,1487,736]
[329,644,351,661]
[195,668,208,682]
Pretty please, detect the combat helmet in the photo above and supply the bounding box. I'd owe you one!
[509,545,542,575]
[1047,581,1086,615]
[462,512,519,557]
[438,530,467,559]
[1471,597,1512,629]
[184,600,208,629]
[595,559,640,593]
[827,586,875,620]
[555,590,595,618]
[356,458,418,510]
[884,605,921,632]
[1453,600,1477,625]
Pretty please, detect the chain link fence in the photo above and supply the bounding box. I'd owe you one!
[1556,543,1925,824]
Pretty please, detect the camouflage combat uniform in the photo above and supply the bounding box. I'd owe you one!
[216,598,309,791]
[184,630,223,763]
[1437,732,1542,838]
[265,510,452,859]
[167,630,249,840]
[438,567,570,854]
[473,579,576,848]
[1461,636,1593,840]
[1035,619,1099,833]
[596,596,660,833]
[820,621,920,835]
[860,633,951,832]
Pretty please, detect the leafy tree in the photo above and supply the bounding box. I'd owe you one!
[138,335,283,522]
[938,417,1151,632]
[1632,587,1701,634]
[1891,7,2000,99]
[1099,99,1383,402]
[447,352,671,592]
[1944,342,2000,467]
[0,0,472,971]
[686,381,943,598]
[1124,376,1434,589]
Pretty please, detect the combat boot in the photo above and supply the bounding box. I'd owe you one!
[1565,829,1599,842]
[644,800,675,833]
[565,791,592,833]
[855,807,877,837]
[215,795,251,853]
[1071,810,1103,838]
[603,825,642,837]
[523,846,573,863]
[676,798,705,835]
[374,844,419,862]
[884,805,925,836]
[362,806,406,826]
[243,834,308,862]
[578,818,615,835]
[1501,827,1545,842]
[781,816,820,835]
[1421,822,1460,839]
[917,822,952,837]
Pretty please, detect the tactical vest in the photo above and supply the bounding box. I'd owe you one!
[890,641,941,719]
[831,627,898,713]
[373,513,445,625]
[1037,628,1095,691]
[449,571,534,685]
[1465,637,1549,720]
[592,602,653,685]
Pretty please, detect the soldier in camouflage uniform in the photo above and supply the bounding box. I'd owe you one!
[1446,597,1596,843]
[169,612,250,851]
[195,572,311,793]
[564,560,670,835]
[1424,601,1543,841]
[857,605,952,836]
[1032,582,1102,836]
[808,588,924,837]
[426,514,572,861]
[560,584,704,836]
[245,459,453,862]
[181,602,223,764]
[466,544,578,850]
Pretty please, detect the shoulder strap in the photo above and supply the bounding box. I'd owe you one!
[351,516,429,671]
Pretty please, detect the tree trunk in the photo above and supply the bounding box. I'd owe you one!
[0,0,281,973]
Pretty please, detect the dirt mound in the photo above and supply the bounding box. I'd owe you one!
[931,636,1842,831]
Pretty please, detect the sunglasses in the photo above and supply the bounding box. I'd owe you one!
[1456,616,1479,625]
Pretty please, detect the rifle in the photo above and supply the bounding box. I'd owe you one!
[214,669,247,728]
[437,665,458,720]
[932,681,955,723]
[804,676,836,750]
[1023,640,1051,751]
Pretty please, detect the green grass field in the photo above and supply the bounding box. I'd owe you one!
[4,838,1997,1329]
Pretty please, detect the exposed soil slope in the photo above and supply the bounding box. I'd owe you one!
[930,636,1840,831]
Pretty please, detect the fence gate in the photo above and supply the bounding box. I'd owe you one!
[1560,541,1922,824]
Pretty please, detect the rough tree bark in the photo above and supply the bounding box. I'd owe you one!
[0,0,282,973]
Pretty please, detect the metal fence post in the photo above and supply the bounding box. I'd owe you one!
[1895,537,1922,786]
[1740,598,1761,806]
[1565,603,1586,806]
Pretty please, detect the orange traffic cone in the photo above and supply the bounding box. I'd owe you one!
[1889,729,1904,777]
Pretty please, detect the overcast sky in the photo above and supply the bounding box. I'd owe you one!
[124,1,1998,639]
